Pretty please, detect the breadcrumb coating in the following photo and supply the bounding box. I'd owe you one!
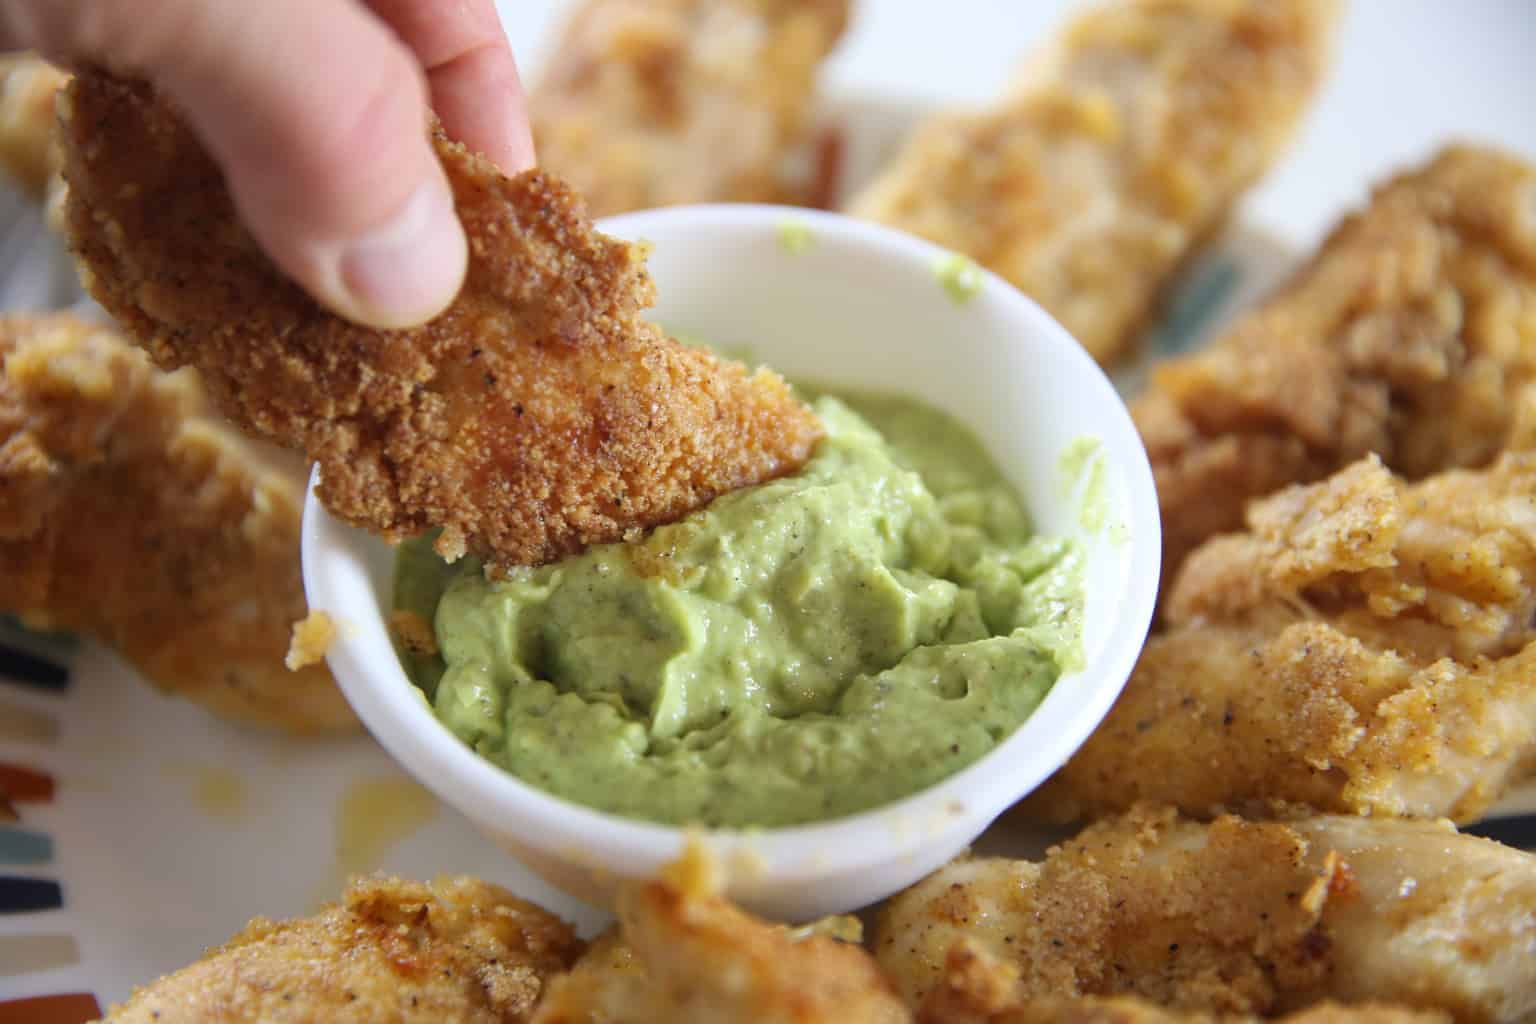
[919,942,1445,1024]
[850,0,1338,365]
[879,807,1536,1022]
[533,843,909,1024]
[0,52,66,198]
[1139,144,1536,586]
[0,313,355,733]
[285,609,337,671]
[97,874,584,1023]
[1029,452,1536,823]
[532,0,850,216]
[59,70,823,572]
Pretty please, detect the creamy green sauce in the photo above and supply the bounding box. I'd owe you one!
[394,394,1084,829]
[776,218,815,255]
[1058,436,1110,533]
[934,253,983,304]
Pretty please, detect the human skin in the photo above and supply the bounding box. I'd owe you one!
[0,0,535,328]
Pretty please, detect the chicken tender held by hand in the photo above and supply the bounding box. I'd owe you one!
[850,0,1338,366]
[532,0,850,216]
[0,313,354,733]
[1029,453,1536,823]
[1140,144,1536,585]
[533,844,911,1024]
[60,70,823,572]
[97,874,583,1023]
[878,807,1536,1023]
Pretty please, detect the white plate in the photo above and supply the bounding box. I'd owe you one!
[4,1,1536,1014]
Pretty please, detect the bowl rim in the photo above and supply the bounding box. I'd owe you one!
[302,203,1161,891]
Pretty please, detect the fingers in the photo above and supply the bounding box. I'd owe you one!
[8,0,467,328]
[365,0,536,175]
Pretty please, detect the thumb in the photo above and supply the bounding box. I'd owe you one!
[22,0,467,328]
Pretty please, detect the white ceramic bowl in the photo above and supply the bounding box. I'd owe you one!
[302,205,1160,920]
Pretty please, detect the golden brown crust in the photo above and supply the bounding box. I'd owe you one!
[1141,144,1536,585]
[850,0,1338,366]
[532,0,850,216]
[880,809,1536,1022]
[0,53,66,198]
[533,844,910,1024]
[285,609,337,670]
[60,70,823,572]
[918,943,1447,1024]
[1029,452,1536,823]
[878,807,1339,1016]
[98,874,584,1023]
[389,608,439,656]
[0,313,355,733]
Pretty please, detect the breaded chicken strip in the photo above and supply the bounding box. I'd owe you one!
[60,71,822,571]
[532,844,910,1023]
[921,943,1444,1024]
[531,0,850,216]
[1139,145,1536,585]
[1028,454,1536,823]
[0,53,66,198]
[0,313,354,733]
[877,806,1536,1022]
[849,0,1338,366]
[96,874,583,1023]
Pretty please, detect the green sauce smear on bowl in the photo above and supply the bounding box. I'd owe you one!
[394,392,1084,828]
[934,253,984,304]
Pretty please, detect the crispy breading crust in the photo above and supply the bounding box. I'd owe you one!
[849,0,1338,366]
[0,313,355,733]
[1140,144,1536,585]
[532,0,850,216]
[1029,452,1536,823]
[0,53,66,198]
[60,71,823,571]
[532,844,910,1023]
[97,874,584,1023]
[878,807,1341,1016]
[285,609,337,671]
[919,943,1446,1024]
[879,808,1536,1022]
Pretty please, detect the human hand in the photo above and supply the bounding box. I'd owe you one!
[1,0,535,328]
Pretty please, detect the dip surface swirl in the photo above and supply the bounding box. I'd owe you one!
[395,394,1084,828]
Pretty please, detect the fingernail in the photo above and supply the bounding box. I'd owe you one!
[337,173,467,329]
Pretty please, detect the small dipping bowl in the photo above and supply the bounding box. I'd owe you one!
[302,205,1161,920]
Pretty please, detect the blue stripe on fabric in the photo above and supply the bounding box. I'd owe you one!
[0,876,61,912]
[1465,814,1536,851]
[0,645,68,691]
[0,828,52,865]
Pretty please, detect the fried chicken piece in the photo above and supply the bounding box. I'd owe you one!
[1140,145,1536,585]
[60,71,823,571]
[1029,453,1536,823]
[532,844,910,1023]
[921,942,1446,1024]
[0,53,66,198]
[97,874,584,1023]
[531,0,850,216]
[848,0,1337,366]
[0,313,355,732]
[877,806,1536,1022]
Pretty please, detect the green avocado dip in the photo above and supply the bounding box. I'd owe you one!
[393,392,1084,829]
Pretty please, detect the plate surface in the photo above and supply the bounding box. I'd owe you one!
[4,1,1536,1014]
